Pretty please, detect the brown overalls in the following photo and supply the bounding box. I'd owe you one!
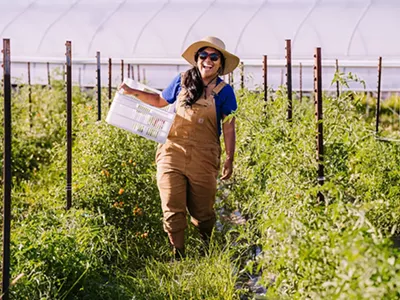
[156,79,227,234]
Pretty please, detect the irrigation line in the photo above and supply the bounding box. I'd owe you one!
[385,106,400,117]
[376,137,400,143]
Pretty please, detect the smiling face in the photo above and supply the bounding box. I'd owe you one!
[196,47,222,81]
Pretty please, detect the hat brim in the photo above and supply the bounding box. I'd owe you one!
[182,41,240,76]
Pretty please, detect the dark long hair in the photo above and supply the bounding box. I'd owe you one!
[182,47,226,107]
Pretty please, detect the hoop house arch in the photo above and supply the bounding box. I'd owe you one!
[0,0,399,91]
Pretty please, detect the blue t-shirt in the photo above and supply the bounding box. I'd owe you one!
[161,74,237,136]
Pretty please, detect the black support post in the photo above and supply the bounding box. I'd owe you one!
[2,38,12,300]
[375,56,382,135]
[66,41,72,210]
[314,47,325,203]
[286,39,292,121]
[96,51,101,121]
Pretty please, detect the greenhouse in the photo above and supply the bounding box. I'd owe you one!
[1,0,400,91]
[3,1,400,299]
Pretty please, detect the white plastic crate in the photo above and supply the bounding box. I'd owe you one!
[106,79,176,144]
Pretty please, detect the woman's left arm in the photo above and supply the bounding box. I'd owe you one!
[221,116,236,180]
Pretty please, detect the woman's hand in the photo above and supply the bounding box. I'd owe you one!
[221,158,233,180]
[221,115,235,181]
[117,83,169,108]
[118,83,131,94]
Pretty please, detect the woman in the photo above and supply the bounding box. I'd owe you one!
[119,36,239,259]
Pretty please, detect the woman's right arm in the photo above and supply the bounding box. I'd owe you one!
[119,83,169,108]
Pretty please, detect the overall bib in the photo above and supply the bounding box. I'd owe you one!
[156,80,226,234]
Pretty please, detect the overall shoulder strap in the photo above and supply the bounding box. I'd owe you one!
[180,72,186,86]
[212,81,227,96]
[175,72,187,108]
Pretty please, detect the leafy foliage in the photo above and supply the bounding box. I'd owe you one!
[2,73,400,299]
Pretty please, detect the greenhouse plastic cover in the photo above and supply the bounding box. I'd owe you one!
[0,0,399,91]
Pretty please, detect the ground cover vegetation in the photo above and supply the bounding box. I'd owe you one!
[0,72,400,299]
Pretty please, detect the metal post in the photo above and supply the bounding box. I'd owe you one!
[121,59,124,83]
[127,63,131,78]
[336,59,340,98]
[286,39,292,122]
[27,62,32,129]
[240,61,244,90]
[2,38,11,300]
[131,65,135,80]
[137,65,141,82]
[96,51,101,121]
[314,47,324,203]
[263,55,267,101]
[376,56,382,134]
[108,58,112,107]
[47,62,51,86]
[143,68,146,84]
[299,63,303,102]
[66,41,72,210]
[78,67,82,93]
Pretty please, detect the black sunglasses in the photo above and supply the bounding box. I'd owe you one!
[198,51,220,62]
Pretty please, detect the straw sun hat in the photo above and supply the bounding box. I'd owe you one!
[181,36,240,76]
